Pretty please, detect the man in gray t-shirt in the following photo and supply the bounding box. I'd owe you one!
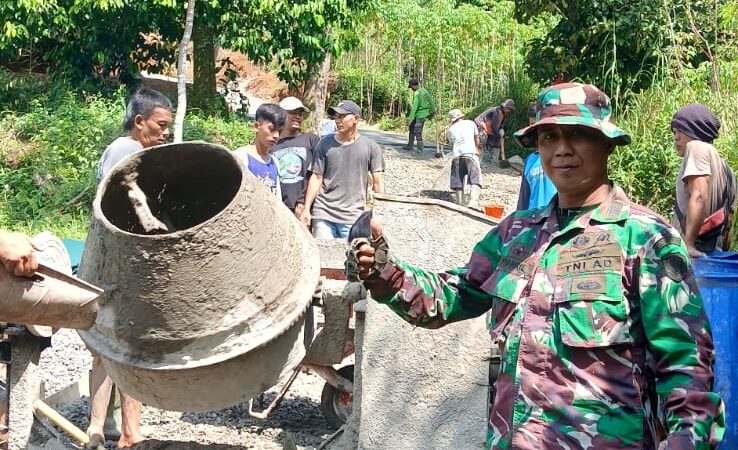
[88,88,172,449]
[96,137,142,183]
[300,100,385,239]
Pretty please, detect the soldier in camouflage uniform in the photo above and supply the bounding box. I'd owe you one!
[345,83,725,449]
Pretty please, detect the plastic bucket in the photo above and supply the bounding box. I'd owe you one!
[694,252,738,448]
[483,204,504,219]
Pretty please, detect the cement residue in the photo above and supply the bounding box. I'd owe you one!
[79,142,320,411]
[99,144,242,235]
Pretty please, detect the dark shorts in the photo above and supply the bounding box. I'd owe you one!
[450,155,481,190]
[409,118,426,136]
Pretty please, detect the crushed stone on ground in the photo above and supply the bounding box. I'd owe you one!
[29,130,522,449]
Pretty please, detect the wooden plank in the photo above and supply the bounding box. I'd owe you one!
[373,193,499,225]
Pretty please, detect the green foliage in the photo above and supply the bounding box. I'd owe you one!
[0,89,124,237]
[224,0,378,87]
[376,115,405,131]
[0,1,179,85]
[513,0,728,97]
[1,0,376,96]
[0,74,256,238]
[332,67,403,122]
[0,68,71,113]
[608,91,683,215]
[183,115,255,149]
[334,0,543,122]
[0,0,131,49]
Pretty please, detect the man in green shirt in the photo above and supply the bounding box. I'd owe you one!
[404,78,436,154]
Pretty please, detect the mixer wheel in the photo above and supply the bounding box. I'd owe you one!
[319,364,354,428]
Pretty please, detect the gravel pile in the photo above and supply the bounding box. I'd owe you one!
[28,132,522,449]
[34,329,336,450]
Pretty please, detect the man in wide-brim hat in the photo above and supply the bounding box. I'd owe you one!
[346,82,725,449]
[445,108,483,207]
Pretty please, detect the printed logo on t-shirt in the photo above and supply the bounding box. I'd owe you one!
[529,165,545,179]
[246,154,279,195]
[272,146,307,184]
[254,174,278,193]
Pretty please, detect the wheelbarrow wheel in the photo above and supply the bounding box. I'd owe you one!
[319,364,354,428]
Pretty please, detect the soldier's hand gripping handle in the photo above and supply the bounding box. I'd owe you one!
[345,219,388,282]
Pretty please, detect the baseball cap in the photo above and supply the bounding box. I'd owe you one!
[279,96,308,112]
[514,83,630,148]
[448,109,464,123]
[328,100,361,117]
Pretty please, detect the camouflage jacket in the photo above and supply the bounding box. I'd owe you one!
[364,186,725,449]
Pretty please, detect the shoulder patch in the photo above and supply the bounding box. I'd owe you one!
[604,200,625,219]
[661,253,688,282]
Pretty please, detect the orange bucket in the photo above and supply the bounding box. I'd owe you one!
[483,204,505,220]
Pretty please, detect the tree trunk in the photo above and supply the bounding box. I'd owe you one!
[307,53,332,134]
[174,0,196,143]
[191,18,219,115]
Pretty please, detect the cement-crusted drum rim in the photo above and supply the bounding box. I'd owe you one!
[80,142,320,371]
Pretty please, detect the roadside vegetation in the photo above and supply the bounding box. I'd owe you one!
[0,71,254,237]
[333,0,738,220]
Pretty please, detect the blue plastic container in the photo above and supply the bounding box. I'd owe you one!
[61,238,85,274]
[694,252,738,449]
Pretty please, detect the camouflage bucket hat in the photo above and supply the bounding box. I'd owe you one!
[513,83,631,148]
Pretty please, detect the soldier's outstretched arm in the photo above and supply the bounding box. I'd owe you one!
[638,230,725,447]
[348,219,502,329]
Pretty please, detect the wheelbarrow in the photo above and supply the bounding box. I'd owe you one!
[248,238,362,427]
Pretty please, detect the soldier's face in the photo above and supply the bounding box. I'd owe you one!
[537,124,612,198]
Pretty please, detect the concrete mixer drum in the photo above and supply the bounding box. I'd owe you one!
[78,142,321,412]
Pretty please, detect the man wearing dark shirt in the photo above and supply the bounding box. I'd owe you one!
[271,97,320,216]
[474,99,514,165]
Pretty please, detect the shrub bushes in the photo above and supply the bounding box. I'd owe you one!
[333,68,404,123]
[0,73,255,238]
[0,90,124,237]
